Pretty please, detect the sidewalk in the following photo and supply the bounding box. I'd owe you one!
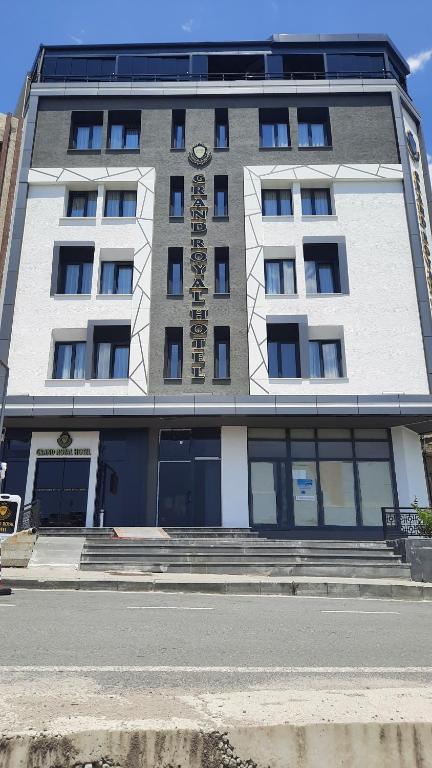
[2,565,432,600]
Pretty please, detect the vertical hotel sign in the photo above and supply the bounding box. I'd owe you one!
[406,129,432,307]
[188,143,212,380]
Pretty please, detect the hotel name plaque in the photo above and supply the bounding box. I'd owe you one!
[189,170,209,380]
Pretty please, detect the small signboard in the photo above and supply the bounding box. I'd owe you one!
[0,495,21,538]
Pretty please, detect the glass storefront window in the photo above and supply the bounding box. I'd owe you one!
[159,430,191,460]
[292,461,318,526]
[320,461,356,525]
[358,461,393,526]
[290,429,315,439]
[250,461,281,525]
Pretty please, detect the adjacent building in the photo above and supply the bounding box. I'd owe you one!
[1,35,432,536]
[0,113,21,291]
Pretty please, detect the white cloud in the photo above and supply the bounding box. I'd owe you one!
[68,30,85,45]
[181,18,195,33]
[407,49,432,74]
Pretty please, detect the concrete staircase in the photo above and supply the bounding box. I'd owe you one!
[79,529,411,579]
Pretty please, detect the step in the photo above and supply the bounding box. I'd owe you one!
[79,554,404,566]
[38,528,113,536]
[81,549,400,563]
[83,542,397,555]
[88,538,396,551]
[79,561,411,579]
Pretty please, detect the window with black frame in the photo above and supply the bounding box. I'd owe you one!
[214,176,229,217]
[100,262,133,295]
[215,108,229,148]
[57,246,94,295]
[70,111,103,150]
[93,326,130,379]
[264,259,296,295]
[171,109,185,149]
[309,340,343,378]
[169,177,184,218]
[167,248,183,295]
[107,111,140,150]
[164,328,183,379]
[297,107,331,148]
[304,243,340,294]
[67,190,97,217]
[262,188,293,217]
[104,190,137,217]
[267,323,300,378]
[53,341,86,379]
[301,188,332,216]
[259,108,290,148]
[214,326,230,380]
[215,247,230,294]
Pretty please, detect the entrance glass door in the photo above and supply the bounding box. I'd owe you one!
[250,460,288,526]
[33,458,90,527]
[157,429,221,527]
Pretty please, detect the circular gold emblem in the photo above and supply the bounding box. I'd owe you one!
[188,143,212,167]
[57,431,73,449]
[0,504,11,521]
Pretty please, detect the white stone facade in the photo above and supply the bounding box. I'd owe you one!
[245,163,429,395]
[8,166,155,396]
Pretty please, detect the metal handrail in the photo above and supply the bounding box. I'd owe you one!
[381,507,422,538]
[18,499,40,531]
[35,69,396,84]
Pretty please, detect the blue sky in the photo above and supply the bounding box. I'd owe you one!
[1,0,431,159]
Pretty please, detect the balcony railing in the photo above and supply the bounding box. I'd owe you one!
[35,69,397,85]
[382,507,422,538]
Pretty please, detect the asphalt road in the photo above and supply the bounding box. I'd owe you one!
[1,589,432,691]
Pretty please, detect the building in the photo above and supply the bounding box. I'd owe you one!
[1,35,432,536]
[0,113,21,292]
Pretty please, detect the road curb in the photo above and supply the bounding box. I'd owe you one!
[2,577,431,600]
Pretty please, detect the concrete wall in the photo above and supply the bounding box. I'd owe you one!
[391,426,429,506]
[221,426,249,527]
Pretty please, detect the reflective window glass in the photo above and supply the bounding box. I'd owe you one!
[292,461,318,526]
[358,461,394,525]
[318,441,353,458]
[320,461,356,525]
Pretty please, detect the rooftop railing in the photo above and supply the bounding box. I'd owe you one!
[35,69,399,84]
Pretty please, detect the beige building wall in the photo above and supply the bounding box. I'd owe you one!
[0,113,21,290]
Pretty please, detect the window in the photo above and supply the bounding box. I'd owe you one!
[93,326,130,379]
[304,244,340,294]
[264,259,296,295]
[309,340,342,378]
[214,327,230,379]
[170,176,184,217]
[100,262,133,294]
[214,176,228,217]
[70,112,102,150]
[108,111,140,149]
[67,190,97,217]
[301,188,332,216]
[267,324,300,378]
[262,189,292,216]
[58,246,93,294]
[297,107,331,148]
[259,108,290,148]
[215,247,230,294]
[53,342,86,379]
[165,328,183,379]
[104,191,137,217]
[215,108,229,148]
[171,109,185,149]
[167,248,183,295]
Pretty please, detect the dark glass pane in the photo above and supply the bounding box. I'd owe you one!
[355,442,390,459]
[318,263,335,293]
[290,441,316,459]
[105,191,121,216]
[318,441,353,459]
[191,429,221,458]
[117,264,133,294]
[81,262,93,293]
[158,462,193,526]
[112,345,129,378]
[159,431,191,460]
[54,344,73,379]
[194,460,221,525]
[122,192,137,217]
[280,341,298,377]
[248,439,287,459]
